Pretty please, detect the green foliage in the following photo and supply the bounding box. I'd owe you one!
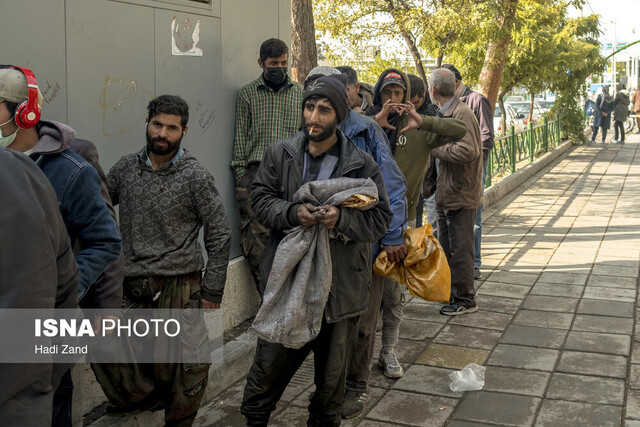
[548,14,604,143]
[313,0,605,143]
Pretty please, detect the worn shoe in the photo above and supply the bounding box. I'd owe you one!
[379,349,404,378]
[440,302,478,316]
[341,390,369,419]
[474,267,482,280]
[611,138,618,143]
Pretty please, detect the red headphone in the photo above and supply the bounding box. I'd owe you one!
[1,65,41,129]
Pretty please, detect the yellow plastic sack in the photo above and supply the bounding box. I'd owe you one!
[374,224,451,302]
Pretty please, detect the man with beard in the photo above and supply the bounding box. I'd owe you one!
[241,74,392,426]
[106,95,231,425]
[232,38,304,291]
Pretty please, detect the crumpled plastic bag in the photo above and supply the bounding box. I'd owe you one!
[449,363,486,392]
[374,224,451,302]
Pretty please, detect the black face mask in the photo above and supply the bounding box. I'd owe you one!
[265,67,288,85]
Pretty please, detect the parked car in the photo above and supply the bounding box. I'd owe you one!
[494,104,525,136]
[506,101,545,125]
[505,95,526,102]
[534,99,554,113]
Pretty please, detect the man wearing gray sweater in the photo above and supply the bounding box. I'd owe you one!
[106,95,231,425]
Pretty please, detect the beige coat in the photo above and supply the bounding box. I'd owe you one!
[426,97,483,211]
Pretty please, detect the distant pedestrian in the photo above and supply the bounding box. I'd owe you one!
[424,68,483,316]
[591,85,615,143]
[612,83,629,144]
[231,38,303,291]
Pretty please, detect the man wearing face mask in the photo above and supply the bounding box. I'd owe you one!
[232,38,304,292]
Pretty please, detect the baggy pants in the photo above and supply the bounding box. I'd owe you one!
[92,272,210,426]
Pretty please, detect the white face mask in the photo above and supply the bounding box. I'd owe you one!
[0,118,18,148]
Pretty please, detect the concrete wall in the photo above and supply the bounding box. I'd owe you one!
[1,1,292,422]
[1,0,294,329]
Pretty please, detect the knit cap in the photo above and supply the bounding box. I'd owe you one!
[302,74,349,123]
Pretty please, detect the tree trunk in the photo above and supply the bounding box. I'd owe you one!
[401,32,427,84]
[498,91,507,135]
[291,0,318,84]
[384,0,427,84]
[477,0,518,110]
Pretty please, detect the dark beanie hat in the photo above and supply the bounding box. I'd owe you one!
[441,64,462,81]
[302,74,349,123]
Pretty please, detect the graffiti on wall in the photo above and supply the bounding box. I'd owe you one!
[100,77,153,137]
[171,17,203,57]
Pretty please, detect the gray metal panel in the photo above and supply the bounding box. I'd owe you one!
[66,0,156,170]
[220,0,289,255]
[153,10,236,237]
[0,0,67,123]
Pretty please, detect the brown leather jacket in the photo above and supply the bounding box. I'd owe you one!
[424,97,483,211]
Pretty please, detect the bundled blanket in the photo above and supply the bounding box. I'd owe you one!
[250,177,378,349]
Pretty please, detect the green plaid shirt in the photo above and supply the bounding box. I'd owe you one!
[231,74,303,181]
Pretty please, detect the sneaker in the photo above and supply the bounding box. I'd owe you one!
[378,349,404,378]
[474,267,482,280]
[611,138,618,143]
[341,390,368,419]
[440,302,478,316]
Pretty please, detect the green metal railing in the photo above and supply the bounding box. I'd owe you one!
[486,113,562,188]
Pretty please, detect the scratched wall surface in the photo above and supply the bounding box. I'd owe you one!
[0,0,290,259]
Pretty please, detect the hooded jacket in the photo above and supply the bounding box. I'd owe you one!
[251,129,392,323]
[614,90,630,121]
[30,121,121,300]
[107,148,231,303]
[0,148,78,425]
[366,69,468,221]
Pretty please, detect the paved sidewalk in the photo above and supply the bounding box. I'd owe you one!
[196,135,640,427]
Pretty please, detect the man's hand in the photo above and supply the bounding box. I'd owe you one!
[375,99,401,130]
[381,244,408,264]
[202,299,221,311]
[297,203,319,227]
[315,205,340,229]
[399,102,422,133]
